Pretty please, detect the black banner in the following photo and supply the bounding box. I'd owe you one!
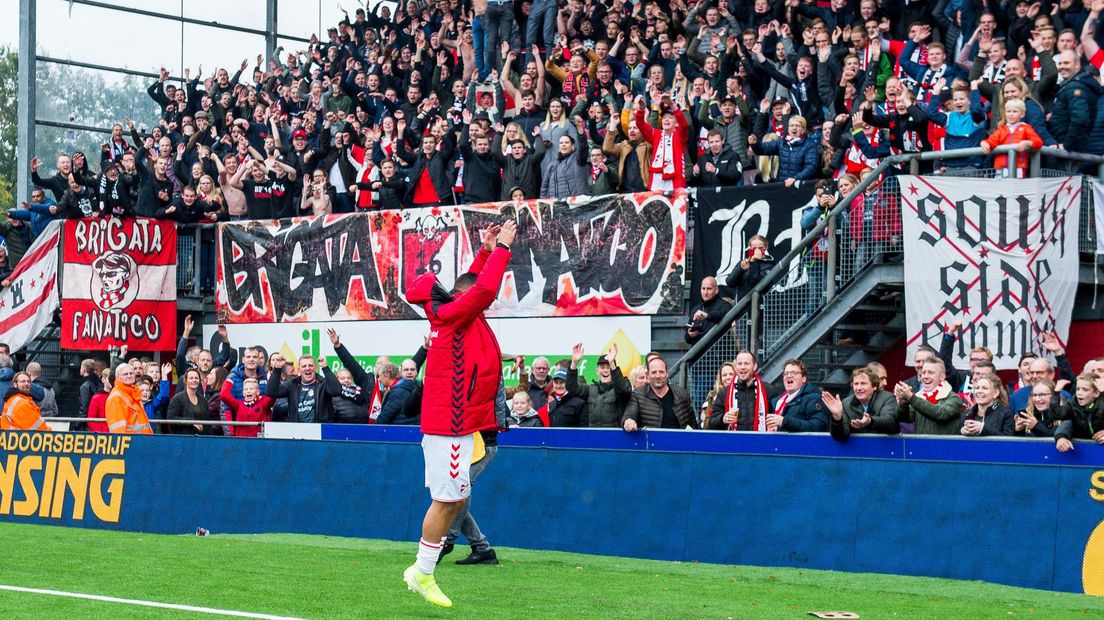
[217,191,688,323]
[691,184,819,307]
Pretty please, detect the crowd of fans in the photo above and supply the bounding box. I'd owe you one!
[3,0,1104,449]
[2,0,1104,254]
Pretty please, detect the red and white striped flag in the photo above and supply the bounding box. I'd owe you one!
[0,221,61,353]
[61,218,176,351]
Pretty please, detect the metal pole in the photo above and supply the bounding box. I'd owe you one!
[192,226,202,297]
[1007,149,1018,178]
[17,0,36,207]
[825,213,838,302]
[909,158,919,175]
[1029,150,1041,178]
[749,291,762,358]
[266,0,279,63]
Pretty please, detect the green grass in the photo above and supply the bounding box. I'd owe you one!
[0,522,1101,619]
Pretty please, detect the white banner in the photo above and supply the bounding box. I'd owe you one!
[0,221,61,353]
[901,175,1081,370]
[1093,178,1104,255]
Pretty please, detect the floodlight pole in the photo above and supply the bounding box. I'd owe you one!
[266,0,278,63]
[17,0,36,206]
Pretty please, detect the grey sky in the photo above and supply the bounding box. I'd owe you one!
[0,0,380,73]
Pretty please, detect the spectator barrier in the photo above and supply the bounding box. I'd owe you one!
[0,428,1102,594]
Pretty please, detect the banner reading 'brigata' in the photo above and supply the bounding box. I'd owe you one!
[61,218,177,351]
[901,175,1080,370]
[216,191,687,323]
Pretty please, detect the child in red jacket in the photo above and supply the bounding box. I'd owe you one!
[220,377,273,438]
[980,99,1043,178]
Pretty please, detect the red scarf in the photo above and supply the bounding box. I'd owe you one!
[725,375,772,432]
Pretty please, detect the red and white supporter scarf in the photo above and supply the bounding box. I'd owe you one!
[725,375,772,432]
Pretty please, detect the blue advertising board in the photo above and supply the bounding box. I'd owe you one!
[1,428,1103,595]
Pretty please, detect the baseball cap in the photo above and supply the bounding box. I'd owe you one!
[551,368,569,382]
[291,128,308,139]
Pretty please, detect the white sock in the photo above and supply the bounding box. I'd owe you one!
[416,538,443,575]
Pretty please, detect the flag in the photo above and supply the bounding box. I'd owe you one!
[0,221,61,353]
[61,218,177,351]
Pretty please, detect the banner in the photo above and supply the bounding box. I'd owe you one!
[1093,178,1104,255]
[692,183,818,305]
[61,218,177,351]
[901,176,1080,370]
[0,221,61,353]
[212,316,651,386]
[216,191,687,323]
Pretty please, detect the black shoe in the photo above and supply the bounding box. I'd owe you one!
[456,548,498,565]
[436,542,454,563]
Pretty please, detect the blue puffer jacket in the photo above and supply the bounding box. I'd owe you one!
[773,384,828,432]
[752,135,819,180]
[0,367,45,402]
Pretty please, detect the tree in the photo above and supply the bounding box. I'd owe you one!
[0,47,17,211]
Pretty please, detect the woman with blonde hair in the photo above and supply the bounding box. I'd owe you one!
[990,77,1056,145]
[958,373,1014,436]
[499,122,531,156]
[700,362,735,428]
[1016,379,1064,437]
[539,99,578,170]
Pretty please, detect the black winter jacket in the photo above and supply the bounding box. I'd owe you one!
[321,343,376,424]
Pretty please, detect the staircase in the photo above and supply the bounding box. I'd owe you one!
[22,324,82,415]
[760,263,904,393]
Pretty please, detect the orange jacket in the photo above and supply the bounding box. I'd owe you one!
[105,383,152,434]
[982,122,1043,174]
[1,391,51,432]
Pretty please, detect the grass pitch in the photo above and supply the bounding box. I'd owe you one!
[0,522,1101,619]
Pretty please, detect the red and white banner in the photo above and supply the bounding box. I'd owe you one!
[0,221,61,353]
[216,191,688,323]
[61,218,177,351]
[901,175,1081,370]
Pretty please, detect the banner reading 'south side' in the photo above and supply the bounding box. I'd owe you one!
[900,175,1080,370]
[61,218,177,351]
[216,191,687,323]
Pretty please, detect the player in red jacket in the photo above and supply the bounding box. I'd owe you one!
[400,218,516,608]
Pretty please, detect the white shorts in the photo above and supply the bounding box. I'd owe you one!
[422,433,475,502]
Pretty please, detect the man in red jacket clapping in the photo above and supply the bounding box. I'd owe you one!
[400,218,516,608]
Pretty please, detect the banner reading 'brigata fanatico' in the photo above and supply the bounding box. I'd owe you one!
[901,175,1080,370]
[216,191,687,323]
[61,218,177,351]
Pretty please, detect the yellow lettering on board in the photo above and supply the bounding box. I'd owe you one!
[89,459,125,523]
[0,454,17,514]
[1090,471,1104,503]
[51,457,91,520]
[12,456,41,516]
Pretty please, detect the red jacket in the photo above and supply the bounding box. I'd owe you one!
[88,392,109,433]
[405,245,511,436]
[634,108,689,190]
[219,379,273,438]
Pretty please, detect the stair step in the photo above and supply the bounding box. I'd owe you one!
[833,323,905,332]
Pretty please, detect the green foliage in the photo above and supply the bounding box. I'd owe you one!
[33,60,160,172]
[0,47,17,211]
[0,523,1102,619]
[0,47,161,206]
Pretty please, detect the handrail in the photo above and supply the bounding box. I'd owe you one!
[46,417,262,427]
[670,143,1031,383]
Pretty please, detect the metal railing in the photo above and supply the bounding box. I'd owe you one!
[47,417,261,428]
[175,223,216,297]
[674,145,1104,394]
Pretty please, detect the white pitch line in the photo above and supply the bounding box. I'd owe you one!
[0,584,306,619]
